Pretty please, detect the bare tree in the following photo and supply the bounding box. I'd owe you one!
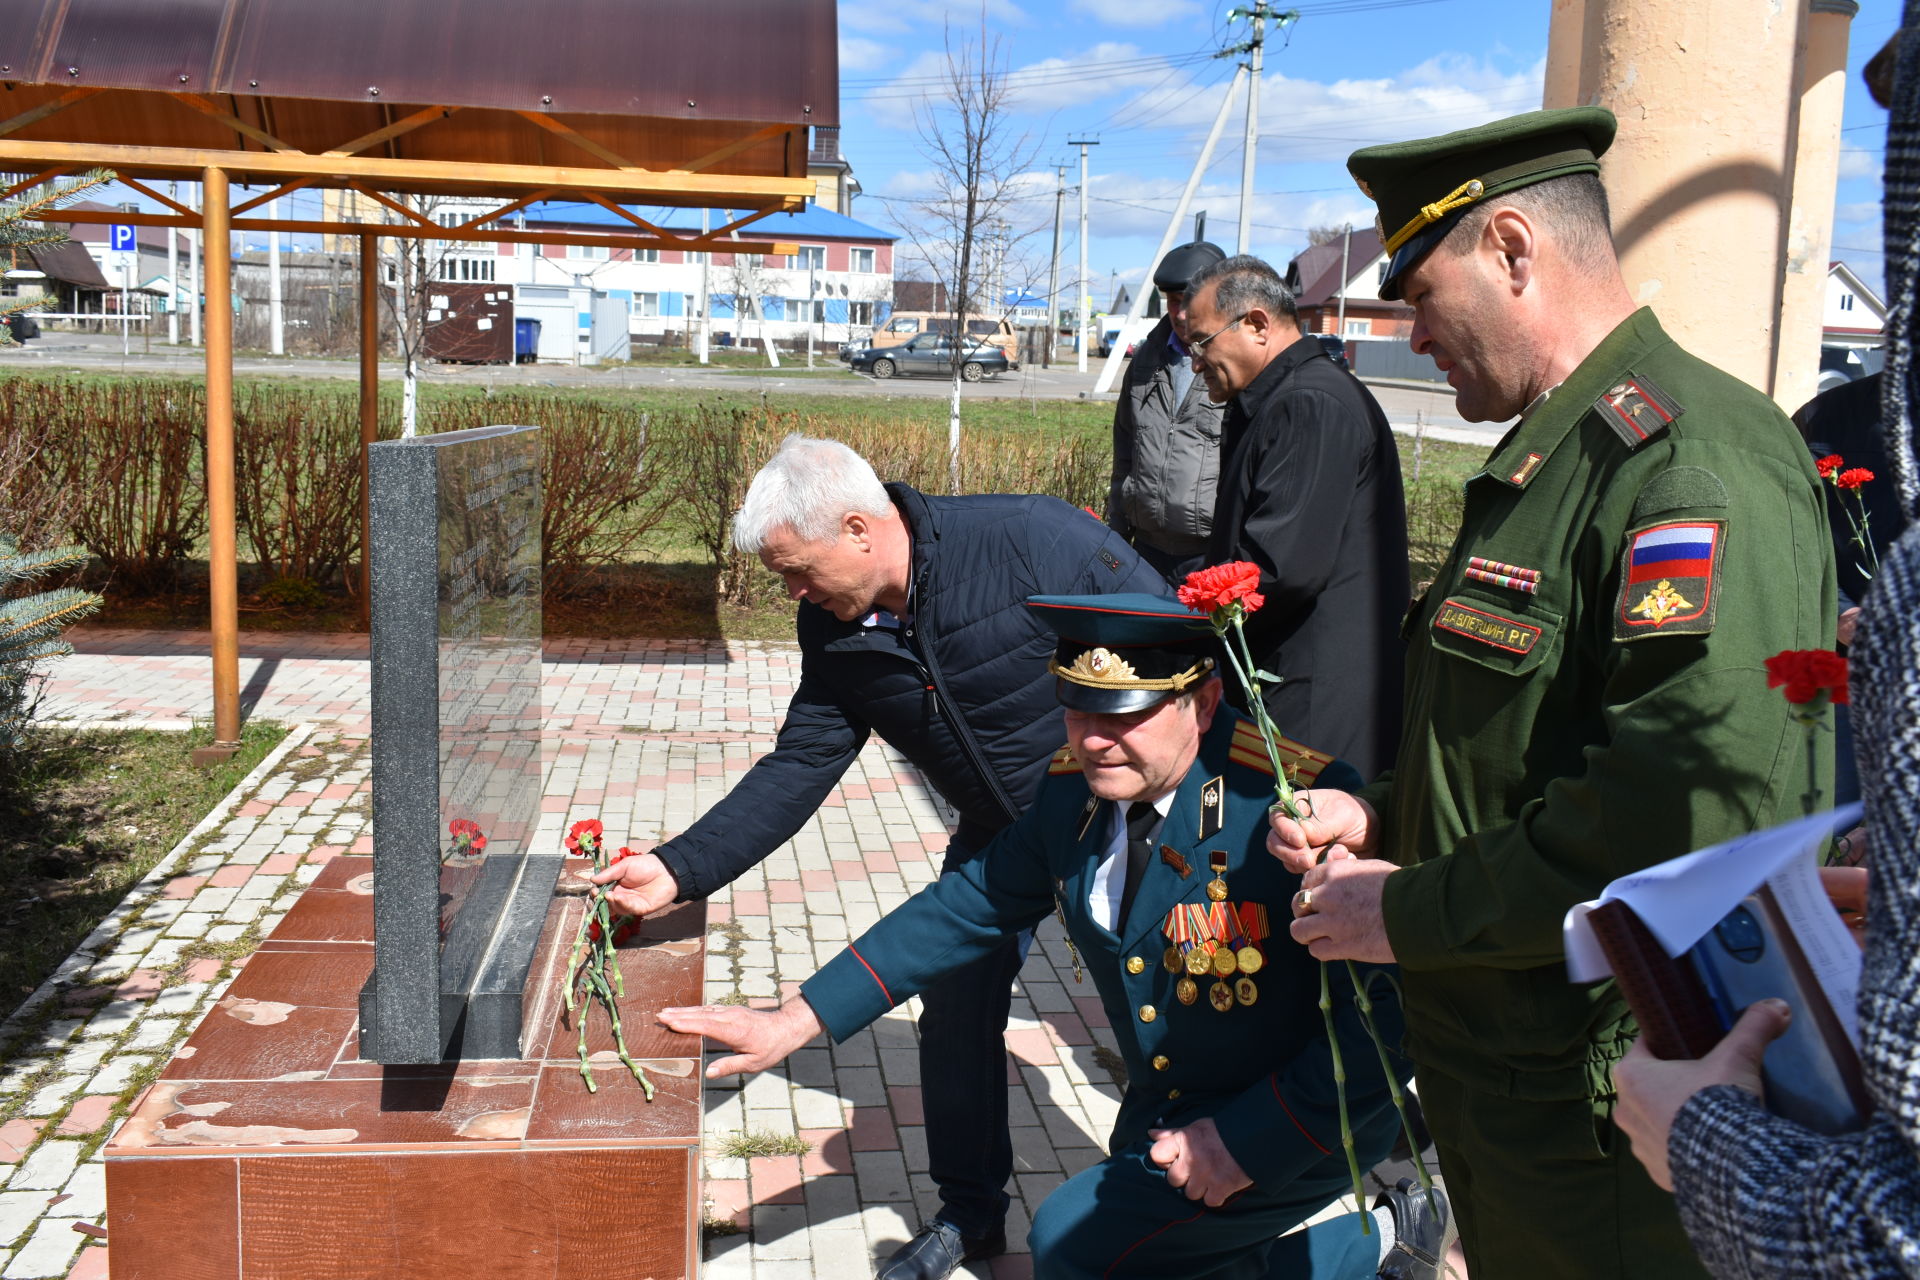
[1305,225,1348,247]
[913,21,1041,489]
[373,195,503,436]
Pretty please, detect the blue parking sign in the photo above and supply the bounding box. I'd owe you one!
[110,224,135,252]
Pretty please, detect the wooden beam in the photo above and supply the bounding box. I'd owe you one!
[577,193,686,242]
[116,176,196,217]
[0,138,813,204]
[325,105,457,158]
[344,183,439,230]
[50,207,808,254]
[678,123,791,175]
[0,87,101,140]
[232,178,318,216]
[454,189,554,232]
[514,111,647,171]
[201,166,241,756]
[171,93,303,154]
[0,168,68,202]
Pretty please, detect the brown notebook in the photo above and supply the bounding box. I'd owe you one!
[1586,898,1725,1060]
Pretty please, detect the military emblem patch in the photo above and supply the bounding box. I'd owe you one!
[1615,520,1724,641]
[1198,776,1224,840]
[1099,548,1122,572]
[1509,452,1546,487]
[1593,375,1683,449]
[1160,844,1191,878]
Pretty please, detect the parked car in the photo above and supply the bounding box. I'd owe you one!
[837,336,873,363]
[1314,333,1349,370]
[850,332,1010,382]
[874,311,1020,366]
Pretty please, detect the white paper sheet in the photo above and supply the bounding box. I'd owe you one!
[1563,804,1863,1042]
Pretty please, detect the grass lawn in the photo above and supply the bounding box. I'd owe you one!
[0,720,286,1011]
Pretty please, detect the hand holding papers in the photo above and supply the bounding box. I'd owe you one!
[1564,805,1869,1135]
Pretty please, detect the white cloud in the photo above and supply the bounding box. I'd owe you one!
[1069,0,1204,28]
[840,35,896,73]
[1837,149,1882,180]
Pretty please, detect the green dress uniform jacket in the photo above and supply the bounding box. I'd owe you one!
[1366,307,1837,1099]
[803,712,1408,1201]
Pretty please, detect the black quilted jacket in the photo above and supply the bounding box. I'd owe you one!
[655,483,1165,899]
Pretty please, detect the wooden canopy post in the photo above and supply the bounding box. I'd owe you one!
[358,231,380,625]
[193,165,241,766]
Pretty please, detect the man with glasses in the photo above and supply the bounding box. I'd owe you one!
[1185,255,1409,779]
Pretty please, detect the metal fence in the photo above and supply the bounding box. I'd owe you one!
[1348,338,1445,383]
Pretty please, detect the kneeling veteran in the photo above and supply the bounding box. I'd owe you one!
[660,593,1411,1279]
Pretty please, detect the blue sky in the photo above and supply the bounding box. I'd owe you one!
[836,0,1902,310]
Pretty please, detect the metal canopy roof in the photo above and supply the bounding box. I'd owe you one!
[0,0,833,242]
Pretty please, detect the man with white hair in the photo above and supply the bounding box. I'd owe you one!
[595,434,1165,1280]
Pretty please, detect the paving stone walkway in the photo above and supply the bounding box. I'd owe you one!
[5,628,1229,1279]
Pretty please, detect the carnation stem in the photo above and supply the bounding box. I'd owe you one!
[1348,960,1435,1209]
[1320,961,1368,1231]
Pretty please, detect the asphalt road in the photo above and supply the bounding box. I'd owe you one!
[0,329,1504,445]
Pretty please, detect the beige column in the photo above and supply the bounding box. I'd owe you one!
[1546,0,1807,399]
[1777,0,1860,412]
[1542,0,1592,109]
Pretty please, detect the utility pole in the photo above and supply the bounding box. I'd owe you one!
[1070,137,1098,373]
[1225,3,1297,256]
[1335,223,1351,337]
[697,206,711,364]
[267,197,284,355]
[1195,210,1208,242]
[1046,164,1065,370]
[189,188,201,348]
[167,180,179,346]
[806,254,817,369]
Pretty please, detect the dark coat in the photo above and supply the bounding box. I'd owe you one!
[653,483,1167,900]
[1207,333,1409,779]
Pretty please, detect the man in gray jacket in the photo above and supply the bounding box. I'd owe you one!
[1105,240,1225,580]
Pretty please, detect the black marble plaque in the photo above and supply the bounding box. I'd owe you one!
[360,425,550,1064]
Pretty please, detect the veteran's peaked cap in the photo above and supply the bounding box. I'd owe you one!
[1026,593,1218,714]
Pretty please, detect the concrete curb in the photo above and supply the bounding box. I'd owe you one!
[0,721,314,1038]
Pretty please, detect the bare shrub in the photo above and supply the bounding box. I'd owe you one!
[233,385,364,588]
[21,379,205,590]
[667,405,793,606]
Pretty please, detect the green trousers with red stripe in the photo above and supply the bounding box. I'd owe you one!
[1026,1136,1389,1280]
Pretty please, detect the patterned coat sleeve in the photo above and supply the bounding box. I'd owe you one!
[1666,525,1920,1278]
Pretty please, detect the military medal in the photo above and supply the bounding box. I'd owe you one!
[1234,902,1267,975]
[1186,944,1212,976]
[1235,975,1258,1006]
[1206,850,1230,902]
[1209,980,1234,1012]
[1163,945,1182,974]
[1176,976,1199,1005]
[1207,903,1237,974]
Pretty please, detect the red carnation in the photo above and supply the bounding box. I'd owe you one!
[1816,454,1844,479]
[1178,562,1265,616]
[1836,467,1875,491]
[470,834,487,851]
[449,818,478,836]
[1765,649,1850,706]
[570,819,604,839]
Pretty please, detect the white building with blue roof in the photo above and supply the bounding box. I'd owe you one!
[419,199,899,361]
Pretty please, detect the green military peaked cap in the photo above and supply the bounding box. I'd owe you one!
[1348,106,1617,301]
[1025,592,1217,714]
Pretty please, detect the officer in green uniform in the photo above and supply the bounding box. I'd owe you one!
[1268,108,1837,1279]
[662,593,1415,1279]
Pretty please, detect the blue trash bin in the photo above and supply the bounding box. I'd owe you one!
[514,317,541,363]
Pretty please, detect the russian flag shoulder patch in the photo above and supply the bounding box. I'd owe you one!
[1614,519,1725,641]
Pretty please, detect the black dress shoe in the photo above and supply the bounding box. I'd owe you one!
[1376,1178,1450,1280]
[876,1220,1007,1280]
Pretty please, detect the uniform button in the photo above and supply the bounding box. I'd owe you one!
[1126,956,1145,974]
[1138,1004,1157,1023]
[1152,1055,1170,1071]
[1168,1088,1182,1099]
